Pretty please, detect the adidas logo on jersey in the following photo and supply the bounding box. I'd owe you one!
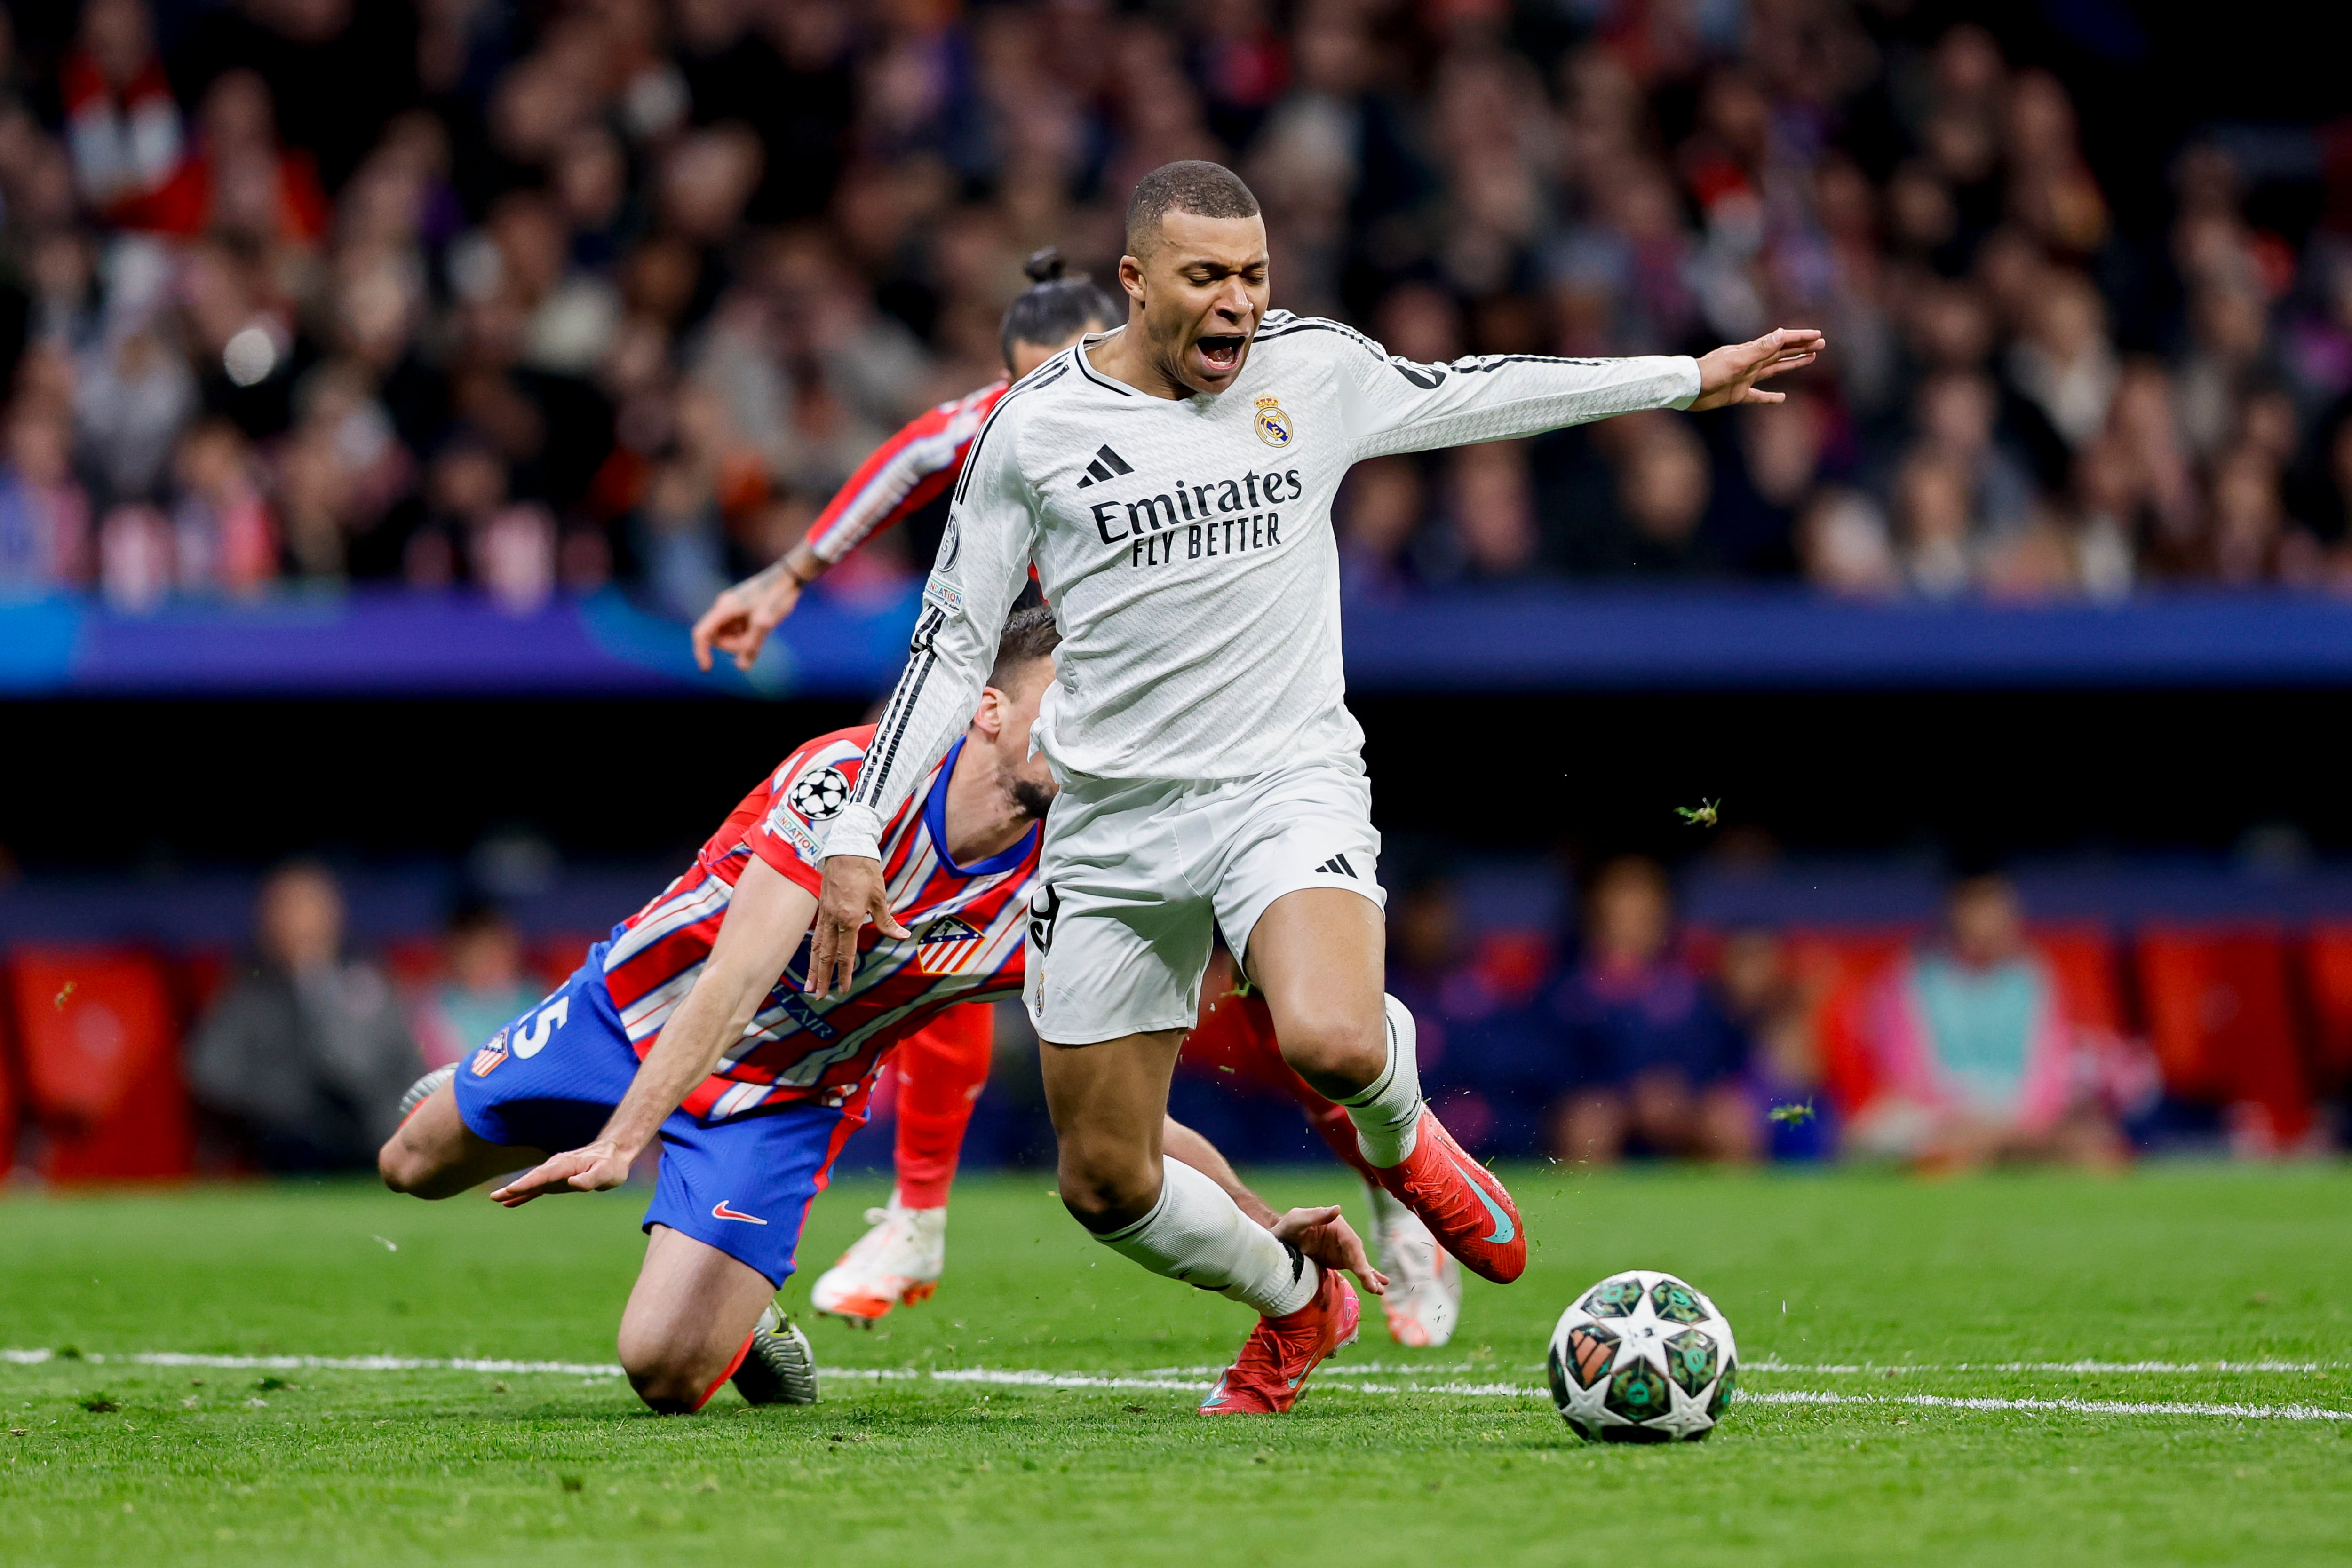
[1315,854,1359,878]
[1073,443,1134,488]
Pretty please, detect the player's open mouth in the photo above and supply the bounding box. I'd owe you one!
[1196,335,1246,372]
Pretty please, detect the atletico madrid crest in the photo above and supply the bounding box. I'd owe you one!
[469,1027,511,1077]
[914,915,983,975]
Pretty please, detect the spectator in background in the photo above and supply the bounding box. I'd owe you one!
[1844,873,2127,1172]
[1550,857,1758,1165]
[186,860,422,1172]
[60,0,184,226]
[1716,927,1834,1162]
[167,416,276,594]
[410,903,542,1071]
[6,0,2352,615]
[0,406,91,591]
[1335,455,1424,596]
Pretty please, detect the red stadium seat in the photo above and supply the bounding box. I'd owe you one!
[1469,928,1552,1005]
[528,934,600,993]
[2135,928,2311,1148]
[0,988,19,1180]
[1781,929,1911,1119]
[172,948,236,1021]
[5,947,196,1183]
[2032,926,2125,1040]
[382,938,446,993]
[2305,926,2352,1097]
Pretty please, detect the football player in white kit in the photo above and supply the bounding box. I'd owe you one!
[808,160,1823,1413]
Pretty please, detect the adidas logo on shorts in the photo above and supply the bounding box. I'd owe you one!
[1314,855,1359,878]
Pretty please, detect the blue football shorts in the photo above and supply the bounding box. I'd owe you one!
[450,950,867,1287]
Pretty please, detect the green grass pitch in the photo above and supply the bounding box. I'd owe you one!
[5,1164,2351,1567]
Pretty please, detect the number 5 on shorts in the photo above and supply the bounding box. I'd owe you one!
[512,995,571,1059]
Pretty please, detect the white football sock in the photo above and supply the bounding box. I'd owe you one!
[1341,993,1424,1169]
[1094,1156,1319,1318]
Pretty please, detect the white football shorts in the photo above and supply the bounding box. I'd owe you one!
[1021,755,1384,1045]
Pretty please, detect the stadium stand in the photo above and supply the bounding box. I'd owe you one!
[2,0,2350,626]
[0,987,17,1180]
[5,946,196,1182]
[2136,928,2313,1149]
[4,0,2350,1172]
[2304,926,2352,1099]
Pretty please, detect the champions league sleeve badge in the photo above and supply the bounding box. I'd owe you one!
[788,765,851,821]
[1253,394,1294,448]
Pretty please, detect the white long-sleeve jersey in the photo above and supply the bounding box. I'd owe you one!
[822,311,1700,863]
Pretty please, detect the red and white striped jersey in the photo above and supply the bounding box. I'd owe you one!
[598,724,1036,1123]
[803,382,1008,565]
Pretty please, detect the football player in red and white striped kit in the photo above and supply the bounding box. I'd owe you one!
[687,257,1464,1346]
[381,609,1383,1414]
[687,249,1120,1330]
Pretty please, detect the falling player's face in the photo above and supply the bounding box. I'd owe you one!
[984,657,1058,819]
[1122,210,1270,396]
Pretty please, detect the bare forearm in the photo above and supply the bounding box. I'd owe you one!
[595,977,762,1153]
[1164,1117,1278,1227]
[745,543,822,594]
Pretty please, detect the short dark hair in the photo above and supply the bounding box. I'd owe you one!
[987,605,1061,690]
[1125,161,1260,257]
[1000,248,1121,367]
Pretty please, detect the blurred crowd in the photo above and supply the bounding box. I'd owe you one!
[1374,858,2192,1172]
[2,0,2351,618]
[8,847,2328,1177]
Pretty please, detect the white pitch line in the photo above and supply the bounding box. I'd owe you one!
[8,1351,2349,1422]
[1743,1358,2341,1375]
[2,1349,625,1376]
[1187,1358,2345,1377]
[1745,1390,2352,1423]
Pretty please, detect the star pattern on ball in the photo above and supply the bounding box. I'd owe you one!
[1547,1269,1739,1443]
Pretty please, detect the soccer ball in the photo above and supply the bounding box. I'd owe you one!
[1546,1270,1738,1442]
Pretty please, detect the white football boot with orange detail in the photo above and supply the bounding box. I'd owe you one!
[1367,1184,1461,1348]
[808,1191,946,1326]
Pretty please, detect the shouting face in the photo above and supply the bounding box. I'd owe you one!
[1118,209,1270,396]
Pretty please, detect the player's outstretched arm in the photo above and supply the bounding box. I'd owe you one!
[691,550,815,673]
[1164,1117,1388,1296]
[1687,326,1826,411]
[489,858,818,1205]
[691,396,984,672]
[1331,320,1826,459]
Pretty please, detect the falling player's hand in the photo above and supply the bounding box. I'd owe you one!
[489,1140,635,1206]
[1688,326,1826,411]
[1271,1204,1389,1297]
[810,855,908,997]
[691,569,803,673]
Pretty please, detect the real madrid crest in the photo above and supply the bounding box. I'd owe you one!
[1253,394,1294,448]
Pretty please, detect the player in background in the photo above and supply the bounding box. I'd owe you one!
[808,160,1822,1414]
[686,250,1461,1345]
[1182,959,1461,1346]
[380,610,1382,1414]
[685,252,1120,1330]
[689,250,1119,674]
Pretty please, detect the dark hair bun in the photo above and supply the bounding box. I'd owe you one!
[1023,247,1068,284]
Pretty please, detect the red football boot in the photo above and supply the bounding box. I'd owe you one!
[1367,1108,1526,1284]
[1197,1267,1360,1416]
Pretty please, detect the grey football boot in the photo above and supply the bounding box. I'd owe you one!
[397,1065,457,1123]
[731,1305,819,1405]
